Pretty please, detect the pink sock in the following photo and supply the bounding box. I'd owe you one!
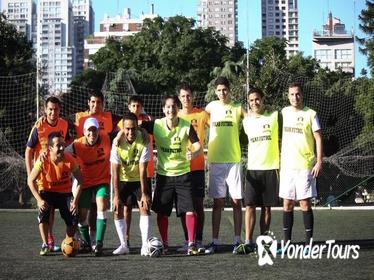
[185,213,196,244]
[157,214,168,246]
[180,214,188,241]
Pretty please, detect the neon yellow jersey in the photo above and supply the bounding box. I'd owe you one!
[178,108,209,171]
[153,118,191,176]
[206,100,242,163]
[243,111,279,170]
[115,130,147,182]
[281,106,317,170]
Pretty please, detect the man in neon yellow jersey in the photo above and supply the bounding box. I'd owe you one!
[205,76,245,254]
[236,88,280,254]
[279,82,323,247]
[141,95,202,255]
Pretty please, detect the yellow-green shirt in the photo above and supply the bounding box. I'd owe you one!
[243,111,279,170]
[206,100,242,163]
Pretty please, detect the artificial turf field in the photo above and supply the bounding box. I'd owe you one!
[0,209,373,280]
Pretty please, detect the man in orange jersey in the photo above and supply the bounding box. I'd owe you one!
[27,131,83,256]
[74,90,121,248]
[66,118,111,256]
[25,96,71,252]
[177,83,209,253]
[117,95,154,248]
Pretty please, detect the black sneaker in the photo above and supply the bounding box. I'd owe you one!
[94,243,103,256]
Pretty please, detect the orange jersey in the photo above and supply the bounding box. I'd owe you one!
[178,108,209,171]
[27,117,69,161]
[75,111,113,138]
[34,152,78,193]
[70,133,111,188]
[118,114,155,178]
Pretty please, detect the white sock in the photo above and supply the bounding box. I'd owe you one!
[114,219,127,246]
[139,215,150,247]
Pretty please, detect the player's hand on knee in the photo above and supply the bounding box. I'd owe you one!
[38,199,49,211]
[140,194,151,211]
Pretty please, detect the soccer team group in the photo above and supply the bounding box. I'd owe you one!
[25,76,323,257]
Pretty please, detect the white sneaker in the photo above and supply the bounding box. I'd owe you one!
[176,241,188,253]
[112,244,129,255]
[196,241,206,253]
[141,246,150,256]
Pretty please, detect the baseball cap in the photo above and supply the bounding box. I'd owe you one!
[84,117,99,130]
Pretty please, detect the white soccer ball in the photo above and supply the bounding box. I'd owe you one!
[147,237,163,257]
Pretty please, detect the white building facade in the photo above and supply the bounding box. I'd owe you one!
[197,0,238,47]
[261,0,299,58]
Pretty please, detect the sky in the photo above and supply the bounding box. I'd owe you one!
[91,0,368,76]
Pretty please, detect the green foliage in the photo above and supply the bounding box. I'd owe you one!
[0,13,35,75]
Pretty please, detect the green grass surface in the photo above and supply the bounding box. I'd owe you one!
[0,210,373,280]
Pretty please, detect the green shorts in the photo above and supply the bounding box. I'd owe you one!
[79,184,109,209]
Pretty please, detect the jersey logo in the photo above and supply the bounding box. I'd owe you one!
[262,123,271,134]
[172,136,181,145]
[296,117,304,126]
[97,147,105,157]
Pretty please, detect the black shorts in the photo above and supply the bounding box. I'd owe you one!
[152,173,194,217]
[121,178,152,207]
[38,191,77,226]
[244,170,279,207]
[191,170,205,198]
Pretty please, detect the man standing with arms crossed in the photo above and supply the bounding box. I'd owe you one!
[279,82,323,246]
[205,77,245,254]
[66,118,111,256]
[25,96,71,252]
[177,84,209,252]
[237,88,280,254]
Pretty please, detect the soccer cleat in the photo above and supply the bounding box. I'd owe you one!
[91,240,97,251]
[40,244,49,256]
[187,244,199,256]
[176,241,188,253]
[94,243,103,257]
[196,241,206,254]
[232,242,241,254]
[47,239,61,252]
[112,244,129,255]
[204,242,218,254]
[233,243,256,255]
[141,246,150,256]
[79,241,92,253]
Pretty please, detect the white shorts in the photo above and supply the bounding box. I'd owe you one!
[208,163,243,199]
[279,169,317,200]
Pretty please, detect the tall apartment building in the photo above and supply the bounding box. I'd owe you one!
[312,12,355,74]
[197,0,238,47]
[1,0,37,46]
[37,0,75,93]
[261,0,299,57]
[72,0,94,74]
[84,7,157,69]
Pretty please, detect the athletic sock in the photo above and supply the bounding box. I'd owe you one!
[234,235,241,244]
[78,224,91,245]
[283,211,294,242]
[139,215,150,247]
[302,209,314,243]
[185,213,196,244]
[157,214,168,247]
[114,219,127,246]
[180,214,189,242]
[96,211,107,246]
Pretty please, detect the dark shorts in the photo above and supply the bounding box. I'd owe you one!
[152,173,194,217]
[244,170,279,207]
[38,191,77,226]
[191,170,205,198]
[121,179,152,207]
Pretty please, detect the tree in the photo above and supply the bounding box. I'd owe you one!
[0,13,35,75]
[356,0,374,76]
[90,16,231,96]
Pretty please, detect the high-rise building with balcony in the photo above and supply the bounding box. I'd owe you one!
[197,0,238,46]
[261,0,299,57]
[312,12,355,74]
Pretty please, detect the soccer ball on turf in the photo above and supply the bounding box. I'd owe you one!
[61,237,79,257]
[147,237,163,257]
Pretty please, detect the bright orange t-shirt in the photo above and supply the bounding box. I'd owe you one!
[117,114,155,178]
[34,152,78,193]
[75,111,113,138]
[71,133,111,189]
[178,108,209,171]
